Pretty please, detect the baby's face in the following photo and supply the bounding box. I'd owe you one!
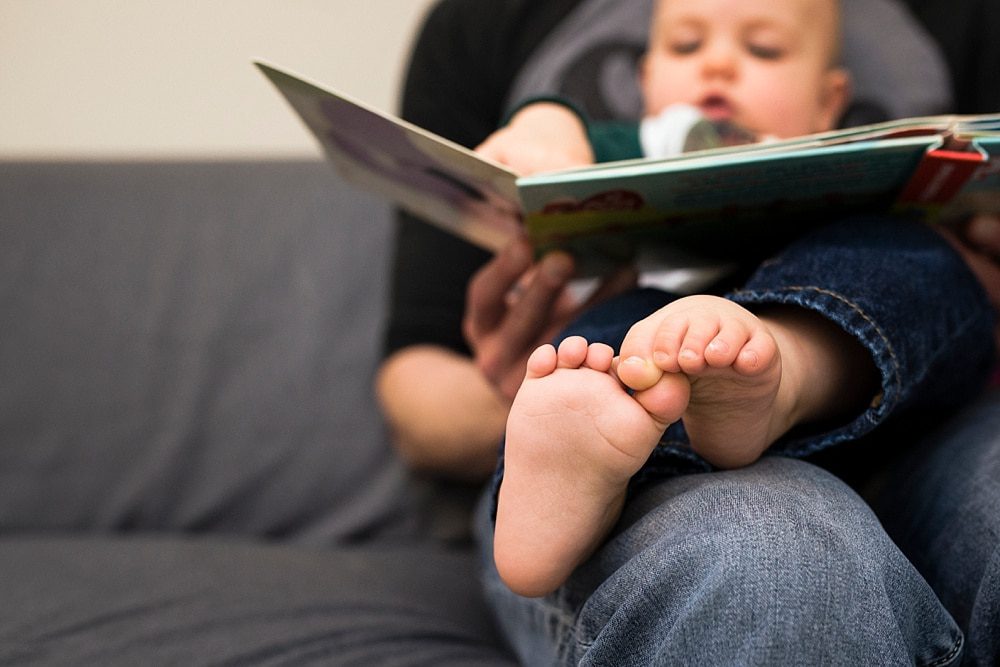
[642,0,849,138]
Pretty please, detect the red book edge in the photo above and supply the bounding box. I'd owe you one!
[897,149,986,206]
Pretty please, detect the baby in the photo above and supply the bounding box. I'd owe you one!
[484,0,863,596]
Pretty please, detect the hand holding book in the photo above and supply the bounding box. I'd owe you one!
[476,102,596,176]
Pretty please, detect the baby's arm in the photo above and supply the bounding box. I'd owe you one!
[476,102,595,175]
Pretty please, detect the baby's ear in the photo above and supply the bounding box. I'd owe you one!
[819,67,852,131]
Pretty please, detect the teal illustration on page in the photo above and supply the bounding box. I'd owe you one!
[518,136,938,261]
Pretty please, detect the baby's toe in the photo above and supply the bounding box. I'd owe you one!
[633,372,690,426]
[703,319,753,368]
[733,330,779,376]
[616,355,664,391]
[676,318,724,373]
[584,342,615,372]
[525,344,558,379]
[556,336,590,369]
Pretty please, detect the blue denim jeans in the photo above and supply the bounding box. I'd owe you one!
[477,456,966,665]
[481,217,997,664]
[868,389,1000,666]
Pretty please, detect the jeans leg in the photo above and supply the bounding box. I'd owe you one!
[477,457,963,666]
[729,216,996,458]
[868,389,1000,667]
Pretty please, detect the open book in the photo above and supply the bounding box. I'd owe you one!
[256,62,1000,270]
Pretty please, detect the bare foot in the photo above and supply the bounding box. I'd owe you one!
[616,295,787,469]
[494,336,689,597]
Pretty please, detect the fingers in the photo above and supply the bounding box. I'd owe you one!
[465,239,534,337]
[474,103,595,176]
[581,263,640,310]
[966,214,1000,257]
[463,241,641,397]
[463,240,576,393]
[498,252,575,354]
[962,245,1000,310]
[940,219,1000,313]
[475,130,523,174]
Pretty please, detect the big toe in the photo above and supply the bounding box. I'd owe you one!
[634,372,690,426]
[616,356,664,391]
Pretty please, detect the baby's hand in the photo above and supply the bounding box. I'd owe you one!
[476,102,594,176]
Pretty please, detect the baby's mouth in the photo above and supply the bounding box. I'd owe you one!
[698,95,735,122]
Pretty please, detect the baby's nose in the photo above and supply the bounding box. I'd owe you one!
[700,42,738,79]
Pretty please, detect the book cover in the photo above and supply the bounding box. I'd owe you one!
[256,62,521,251]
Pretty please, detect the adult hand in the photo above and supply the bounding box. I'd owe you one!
[941,214,1000,349]
[463,238,637,400]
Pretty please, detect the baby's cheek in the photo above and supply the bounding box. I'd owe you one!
[755,100,816,138]
[644,66,696,115]
[738,73,809,136]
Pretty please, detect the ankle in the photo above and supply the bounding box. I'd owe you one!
[765,320,815,434]
[760,306,877,429]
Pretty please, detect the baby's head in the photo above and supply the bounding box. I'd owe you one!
[641,0,850,138]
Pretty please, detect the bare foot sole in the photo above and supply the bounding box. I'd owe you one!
[494,336,688,597]
[616,295,785,468]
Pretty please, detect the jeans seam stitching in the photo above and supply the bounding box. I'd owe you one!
[729,284,902,410]
[922,631,964,667]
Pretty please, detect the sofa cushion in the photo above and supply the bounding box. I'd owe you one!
[0,536,515,665]
[0,160,438,543]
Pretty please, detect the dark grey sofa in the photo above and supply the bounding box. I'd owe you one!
[0,160,514,665]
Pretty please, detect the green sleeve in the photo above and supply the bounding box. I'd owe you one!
[504,96,642,164]
[587,121,642,163]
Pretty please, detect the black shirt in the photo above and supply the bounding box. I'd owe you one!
[383,0,585,357]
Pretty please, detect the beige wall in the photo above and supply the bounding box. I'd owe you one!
[0,1,437,159]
